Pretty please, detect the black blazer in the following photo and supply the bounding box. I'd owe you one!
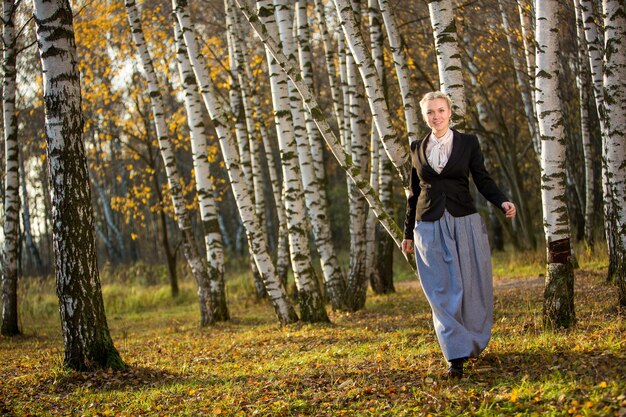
[403,129,508,240]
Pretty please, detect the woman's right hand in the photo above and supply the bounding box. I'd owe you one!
[401,239,414,254]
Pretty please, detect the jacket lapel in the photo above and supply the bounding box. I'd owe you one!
[439,129,463,175]
[418,133,438,175]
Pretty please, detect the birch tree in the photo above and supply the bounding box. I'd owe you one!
[602,0,626,305]
[427,0,466,128]
[366,0,383,294]
[535,0,575,328]
[1,0,20,336]
[312,0,344,139]
[125,0,224,325]
[578,0,618,276]
[173,0,299,324]
[20,152,45,274]
[224,1,266,297]
[377,0,420,144]
[294,0,347,309]
[332,0,412,188]
[234,0,412,258]
[498,0,540,156]
[262,0,328,322]
[32,0,124,369]
[573,0,595,249]
[226,4,290,285]
[173,18,229,319]
[342,0,369,310]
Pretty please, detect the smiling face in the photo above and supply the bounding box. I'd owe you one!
[423,98,452,137]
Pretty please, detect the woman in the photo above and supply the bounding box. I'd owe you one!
[401,91,516,379]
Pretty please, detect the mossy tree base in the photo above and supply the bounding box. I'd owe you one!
[543,262,576,329]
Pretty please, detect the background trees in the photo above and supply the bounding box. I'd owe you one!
[1,0,623,350]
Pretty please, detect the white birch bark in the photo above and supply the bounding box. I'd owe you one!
[580,0,616,277]
[296,0,325,182]
[263,0,328,322]
[366,0,382,293]
[377,0,420,144]
[174,18,229,320]
[343,0,369,310]
[338,30,351,147]
[224,0,266,297]
[332,0,412,188]
[125,0,218,326]
[173,0,299,324]
[234,0,412,256]
[292,0,348,309]
[535,0,575,328]
[32,0,124,369]
[312,0,344,137]
[518,0,536,104]
[573,0,595,249]
[1,0,20,336]
[230,10,290,284]
[602,0,626,304]
[427,0,466,128]
[498,0,540,156]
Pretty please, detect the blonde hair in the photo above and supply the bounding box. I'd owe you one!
[419,91,453,121]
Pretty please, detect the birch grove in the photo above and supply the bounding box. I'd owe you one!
[125,0,224,326]
[234,0,411,255]
[333,0,412,189]
[3,0,624,341]
[173,0,299,324]
[173,18,229,320]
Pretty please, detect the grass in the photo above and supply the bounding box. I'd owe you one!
[1,246,625,416]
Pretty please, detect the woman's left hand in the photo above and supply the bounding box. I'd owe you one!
[501,202,516,219]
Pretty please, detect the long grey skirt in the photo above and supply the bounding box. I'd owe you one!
[413,210,493,361]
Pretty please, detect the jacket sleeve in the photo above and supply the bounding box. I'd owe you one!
[404,166,420,240]
[468,135,509,211]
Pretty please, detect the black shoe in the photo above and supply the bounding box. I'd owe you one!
[446,357,467,379]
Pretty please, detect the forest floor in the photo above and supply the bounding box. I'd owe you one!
[1,254,625,416]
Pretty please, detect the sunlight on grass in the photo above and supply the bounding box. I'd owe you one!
[2,244,624,416]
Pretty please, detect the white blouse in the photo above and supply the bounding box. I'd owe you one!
[426,129,454,174]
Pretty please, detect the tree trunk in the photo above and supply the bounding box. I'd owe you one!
[579,0,617,279]
[235,0,413,261]
[427,0,466,129]
[174,0,299,324]
[173,18,228,318]
[498,0,540,157]
[1,0,20,336]
[377,0,420,144]
[342,0,369,310]
[602,0,626,305]
[367,0,383,295]
[573,0,595,250]
[293,0,348,310]
[32,0,124,369]
[228,8,291,286]
[19,153,45,274]
[90,175,124,263]
[125,0,218,326]
[535,0,576,328]
[332,0,412,189]
[263,0,329,322]
[312,0,344,140]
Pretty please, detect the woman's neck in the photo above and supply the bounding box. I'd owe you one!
[433,127,449,139]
